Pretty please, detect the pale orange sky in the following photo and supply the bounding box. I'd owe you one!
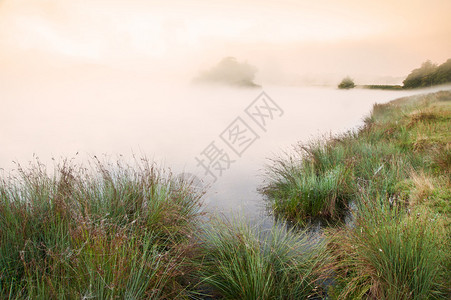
[0,0,450,84]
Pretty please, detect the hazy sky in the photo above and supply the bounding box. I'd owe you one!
[1,0,450,84]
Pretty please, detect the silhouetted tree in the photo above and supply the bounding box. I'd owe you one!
[403,60,438,88]
[194,57,259,87]
[432,58,451,85]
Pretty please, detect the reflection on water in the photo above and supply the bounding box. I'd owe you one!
[1,75,448,223]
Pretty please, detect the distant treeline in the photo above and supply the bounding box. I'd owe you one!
[403,58,451,88]
[361,85,403,90]
[342,58,451,90]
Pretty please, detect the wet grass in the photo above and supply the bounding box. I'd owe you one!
[262,90,451,298]
[327,199,448,299]
[0,158,331,299]
[262,146,354,223]
[195,218,328,299]
[1,90,450,299]
[262,90,451,224]
[0,158,202,299]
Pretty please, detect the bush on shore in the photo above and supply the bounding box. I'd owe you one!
[338,77,355,89]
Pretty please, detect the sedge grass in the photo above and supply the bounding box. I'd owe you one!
[262,91,451,223]
[0,157,202,299]
[262,90,451,298]
[195,218,328,299]
[327,197,449,299]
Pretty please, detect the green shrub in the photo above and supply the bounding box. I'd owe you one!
[338,77,355,89]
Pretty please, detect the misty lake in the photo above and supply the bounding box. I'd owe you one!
[1,77,446,225]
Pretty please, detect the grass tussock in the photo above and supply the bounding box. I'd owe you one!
[262,144,354,223]
[0,157,202,299]
[196,218,328,299]
[327,199,449,299]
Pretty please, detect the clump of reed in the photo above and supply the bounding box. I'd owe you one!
[0,157,202,299]
[326,197,449,299]
[261,142,355,223]
[195,218,328,299]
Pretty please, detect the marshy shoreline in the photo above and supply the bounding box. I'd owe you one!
[1,90,450,299]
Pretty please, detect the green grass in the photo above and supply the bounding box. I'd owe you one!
[195,218,328,299]
[327,199,449,299]
[262,90,451,298]
[0,158,330,300]
[0,158,202,299]
[262,90,451,223]
[262,147,354,223]
[1,90,450,299]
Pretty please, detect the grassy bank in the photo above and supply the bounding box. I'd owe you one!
[0,158,203,299]
[262,90,450,224]
[1,90,450,299]
[0,159,329,299]
[262,90,451,298]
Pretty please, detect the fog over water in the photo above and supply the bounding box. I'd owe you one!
[2,67,449,219]
[1,0,451,221]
